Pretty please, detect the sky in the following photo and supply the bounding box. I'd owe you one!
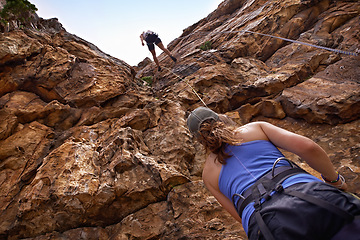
[30,0,224,66]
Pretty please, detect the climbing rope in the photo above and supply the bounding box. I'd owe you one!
[162,66,208,107]
[154,28,358,106]
[178,29,359,56]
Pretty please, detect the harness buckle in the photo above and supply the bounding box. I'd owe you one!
[254,201,261,210]
[275,184,284,193]
[263,193,272,201]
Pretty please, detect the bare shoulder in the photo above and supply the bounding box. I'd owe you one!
[235,122,269,142]
[202,153,222,190]
[241,121,270,128]
[236,121,268,132]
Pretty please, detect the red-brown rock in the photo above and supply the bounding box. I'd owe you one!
[0,0,359,239]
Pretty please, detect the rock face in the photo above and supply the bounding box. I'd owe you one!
[0,0,359,239]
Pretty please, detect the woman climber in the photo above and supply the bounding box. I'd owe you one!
[187,106,360,240]
[140,30,177,71]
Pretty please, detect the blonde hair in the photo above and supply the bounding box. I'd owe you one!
[197,115,241,164]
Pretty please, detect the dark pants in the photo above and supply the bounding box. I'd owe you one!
[145,33,161,51]
[247,182,360,240]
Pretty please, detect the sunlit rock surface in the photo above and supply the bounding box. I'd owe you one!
[0,0,359,239]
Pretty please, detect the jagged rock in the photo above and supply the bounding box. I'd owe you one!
[0,121,53,237]
[2,120,189,239]
[164,181,244,239]
[280,56,360,124]
[0,30,43,66]
[0,29,134,107]
[137,57,152,69]
[0,91,81,129]
[143,101,197,175]
[0,109,18,140]
[235,99,286,124]
[0,0,359,239]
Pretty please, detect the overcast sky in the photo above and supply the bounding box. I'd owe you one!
[30,0,223,66]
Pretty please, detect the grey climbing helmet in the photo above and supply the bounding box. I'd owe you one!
[187,107,219,136]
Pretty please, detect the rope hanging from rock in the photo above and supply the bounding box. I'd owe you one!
[163,66,208,107]
[161,28,358,107]
[179,29,359,56]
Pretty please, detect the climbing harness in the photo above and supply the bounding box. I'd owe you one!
[233,157,305,215]
[232,157,355,240]
[143,30,158,39]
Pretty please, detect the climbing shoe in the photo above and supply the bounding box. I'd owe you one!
[158,66,162,71]
[171,56,177,62]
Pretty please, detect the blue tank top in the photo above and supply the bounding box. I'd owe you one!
[218,140,321,234]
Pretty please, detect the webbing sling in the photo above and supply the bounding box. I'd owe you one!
[235,166,306,215]
[234,156,307,216]
[283,189,354,221]
[255,209,275,240]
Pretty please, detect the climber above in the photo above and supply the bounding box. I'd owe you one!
[140,30,177,71]
[187,107,360,240]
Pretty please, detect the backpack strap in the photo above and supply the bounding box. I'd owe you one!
[254,205,275,240]
[283,189,354,222]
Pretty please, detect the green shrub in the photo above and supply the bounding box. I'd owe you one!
[199,41,212,51]
[141,76,153,86]
[0,0,37,25]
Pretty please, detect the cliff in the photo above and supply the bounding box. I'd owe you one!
[0,0,359,239]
